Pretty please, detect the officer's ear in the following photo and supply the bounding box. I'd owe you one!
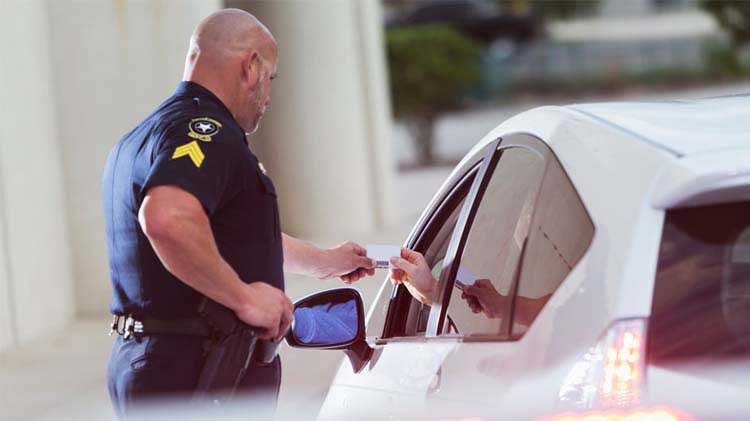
[241,50,262,89]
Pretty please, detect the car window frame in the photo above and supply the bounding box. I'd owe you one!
[378,158,483,342]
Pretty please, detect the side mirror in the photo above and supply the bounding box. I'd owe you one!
[286,287,373,372]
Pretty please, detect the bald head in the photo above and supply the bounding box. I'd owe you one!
[189,9,276,65]
[184,9,278,134]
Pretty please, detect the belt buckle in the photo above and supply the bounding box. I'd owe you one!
[123,316,135,340]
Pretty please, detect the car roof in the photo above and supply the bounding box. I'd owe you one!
[567,95,750,157]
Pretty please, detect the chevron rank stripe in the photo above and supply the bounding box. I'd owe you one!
[171,141,205,168]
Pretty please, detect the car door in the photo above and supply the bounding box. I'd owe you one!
[317,142,482,421]
[318,134,593,420]
[424,134,594,419]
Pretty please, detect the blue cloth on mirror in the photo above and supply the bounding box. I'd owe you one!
[293,300,357,345]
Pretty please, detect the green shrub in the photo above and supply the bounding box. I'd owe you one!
[387,25,481,165]
[703,39,745,78]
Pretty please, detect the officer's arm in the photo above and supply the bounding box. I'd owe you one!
[281,233,375,283]
[139,185,293,339]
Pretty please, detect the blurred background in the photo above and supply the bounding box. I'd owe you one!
[0,0,748,419]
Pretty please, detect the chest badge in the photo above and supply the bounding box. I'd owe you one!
[188,117,222,142]
[258,162,267,175]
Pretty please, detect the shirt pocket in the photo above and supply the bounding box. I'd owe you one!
[254,167,281,242]
[257,168,278,198]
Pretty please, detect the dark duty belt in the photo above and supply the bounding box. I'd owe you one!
[109,315,211,340]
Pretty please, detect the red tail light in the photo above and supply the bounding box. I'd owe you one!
[559,318,647,409]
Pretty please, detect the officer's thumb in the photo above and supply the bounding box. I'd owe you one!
[262,322,279,340]
[359,256,376,269]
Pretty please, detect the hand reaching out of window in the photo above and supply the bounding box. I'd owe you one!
[390,248,438,305]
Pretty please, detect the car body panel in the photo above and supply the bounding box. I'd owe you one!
[652,148,750,208]
[570,96,750,157]
[318,340,459,420]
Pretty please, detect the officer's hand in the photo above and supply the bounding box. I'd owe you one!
[319,241,376,283]
[235,282,294,340]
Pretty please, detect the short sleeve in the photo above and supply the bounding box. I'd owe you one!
[142,137,243,215]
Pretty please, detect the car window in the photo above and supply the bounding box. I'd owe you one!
[403,193,469,337]
[438,136,593,339]
[378,166,477,340]
[443,147,545,337]
[512,151,594,336]
[649,202,750,364]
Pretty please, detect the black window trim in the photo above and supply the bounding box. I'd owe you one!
[425,137,504,336]
[379,155,483,340]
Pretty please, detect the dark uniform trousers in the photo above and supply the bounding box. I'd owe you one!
[107,334,281,418]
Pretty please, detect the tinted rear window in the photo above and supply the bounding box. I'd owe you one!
[649,202,750,364]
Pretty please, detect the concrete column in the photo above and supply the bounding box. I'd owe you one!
[46,0,221,316]
[0,177,12,351]
[229,0,397,239]
[0,0,74,350]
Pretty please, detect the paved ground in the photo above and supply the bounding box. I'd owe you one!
[2,81,749,420]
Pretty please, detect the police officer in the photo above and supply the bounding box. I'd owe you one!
[102,9,375,418]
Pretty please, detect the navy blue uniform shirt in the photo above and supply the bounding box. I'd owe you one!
[102,81,284,319]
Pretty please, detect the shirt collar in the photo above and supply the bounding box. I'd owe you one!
[175,81,237,124]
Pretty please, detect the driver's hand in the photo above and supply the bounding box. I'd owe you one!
[390,248,438,304]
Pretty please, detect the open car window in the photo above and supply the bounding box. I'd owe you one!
[378,165,478,340]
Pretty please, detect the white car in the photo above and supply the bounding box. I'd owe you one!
[287,96,750,420]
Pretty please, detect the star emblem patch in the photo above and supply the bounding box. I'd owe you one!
[188,117,222,142]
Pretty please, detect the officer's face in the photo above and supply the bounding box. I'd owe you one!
[242,54,276,135]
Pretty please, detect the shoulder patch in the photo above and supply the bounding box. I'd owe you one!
[188,117,222,142]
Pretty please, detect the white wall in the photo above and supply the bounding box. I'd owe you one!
[46,0,221,316]
[236,0,396,239]
[0,182,12,351]
[0,0,74,350]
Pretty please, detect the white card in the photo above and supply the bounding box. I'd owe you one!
[366,244,401,269]
[455,266,477,290]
